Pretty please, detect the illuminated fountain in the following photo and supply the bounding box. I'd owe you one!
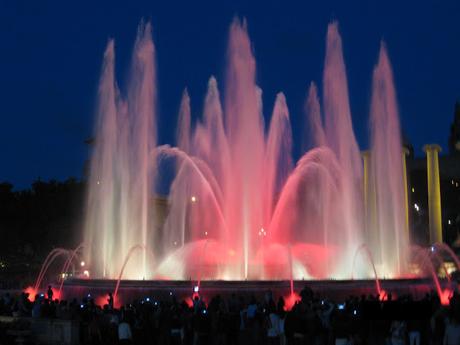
[82,19,410,282]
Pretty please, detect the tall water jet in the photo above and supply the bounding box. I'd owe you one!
[164,89,192,250]
[83,39,118,278]
[369,42,407,277]
[81,18,413,282]
[197,77,230,191]
[177,89,192,153]
[263,93,292,231]
[194,78,230,244]
[322,21,363,276]
[305,82,326,148]
[128,22,157,279]
[83,22,157,279]
[224,18,265,278]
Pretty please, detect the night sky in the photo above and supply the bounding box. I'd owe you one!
[1,0,460,188]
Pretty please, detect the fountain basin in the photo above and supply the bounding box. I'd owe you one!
[61,278,444,306]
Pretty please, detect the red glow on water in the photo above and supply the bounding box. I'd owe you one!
[378,290,388,301]
[440,289,453,306]
[93,293,121,308]
[24,286,60,301]
[113,295,122,308]
[50,287,60,300]
[184,297,194,308]
[24,286,37,301]
[94,295,108,307]
[284,292,301,311]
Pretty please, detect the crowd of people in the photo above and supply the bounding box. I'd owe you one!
[1,286,460,344]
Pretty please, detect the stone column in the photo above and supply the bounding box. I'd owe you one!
[423,144,442,244]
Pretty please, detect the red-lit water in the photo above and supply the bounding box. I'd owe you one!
[81,19,409,282]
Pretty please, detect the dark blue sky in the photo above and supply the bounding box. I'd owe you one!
[1,0,459,188]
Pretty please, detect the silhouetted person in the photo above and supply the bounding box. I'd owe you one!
[47,285,53,300]
[266,302,281,345]
[118,317,133,345]
[444,314,460,345]
[108,292,114,309]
